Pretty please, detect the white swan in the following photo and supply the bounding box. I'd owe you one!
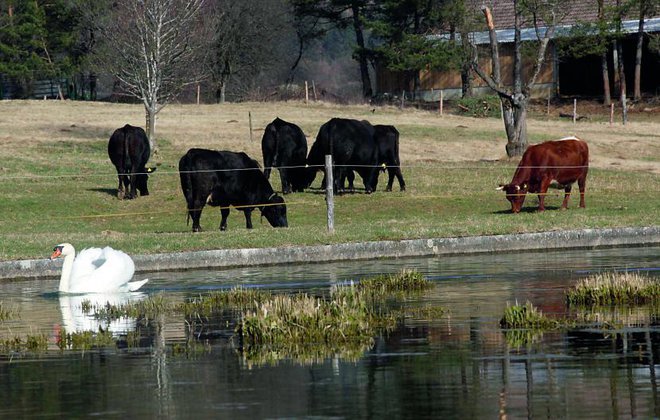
[59,292,146,334]
[50,243,148,293]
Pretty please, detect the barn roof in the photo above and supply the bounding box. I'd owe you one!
[430,0,660,45]
[480,0,658,30]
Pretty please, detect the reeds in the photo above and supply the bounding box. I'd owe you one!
[0,302,18,321]
[566,272,660,306]
[236,270,436,363]
[354,269,433,295]
[57,328,116,351]
[500,301,559,329]
[0,334,48,353]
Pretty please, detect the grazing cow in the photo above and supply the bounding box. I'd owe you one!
[306,118,379,193]
[261,118,308,194]
[178,148,287,232]
[338,123,406,192]
[373,124,406,192]
[108,124,153,199]
[497,137,589,213]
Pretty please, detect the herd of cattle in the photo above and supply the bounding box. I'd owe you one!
[108,119,589,231]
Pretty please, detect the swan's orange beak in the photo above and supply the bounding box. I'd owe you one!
[50,247,62,260]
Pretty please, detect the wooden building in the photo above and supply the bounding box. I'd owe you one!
[375,0,660,101]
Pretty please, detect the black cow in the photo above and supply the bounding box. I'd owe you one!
[306,118,379,193]
[373,124,405,192]
[178,148,287,232]
[261,117,308,194]
[344,124,406,192]
[108,124,153,199]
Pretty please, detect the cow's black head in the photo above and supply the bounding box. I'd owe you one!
[261,194,288,227]
[497,183,528,213]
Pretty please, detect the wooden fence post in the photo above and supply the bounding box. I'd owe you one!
[248,112,253,142]
[573,98,577,124]
[325,155,335,234]
[610,103,614,126]
[196,84,200,105]
[305,81,309,104]
[312,80,317,101]
[440,90,444,116]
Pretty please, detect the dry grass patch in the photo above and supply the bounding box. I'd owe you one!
[567,271,660,306]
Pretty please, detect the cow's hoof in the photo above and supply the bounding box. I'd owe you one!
[117,191,125,200]
[385,187,392,192]
[400,186,406,192]
[192,227,202,233]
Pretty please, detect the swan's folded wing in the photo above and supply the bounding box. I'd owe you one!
[70,247,105,281]
[93,247,136,289]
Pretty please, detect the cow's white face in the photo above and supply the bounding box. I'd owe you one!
[499,183,528,213]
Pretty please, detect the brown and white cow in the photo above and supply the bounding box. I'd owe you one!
[498,137,589,213]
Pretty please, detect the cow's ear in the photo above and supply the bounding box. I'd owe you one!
[146,167,156,173]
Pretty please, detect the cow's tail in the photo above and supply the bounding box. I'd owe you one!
[122,128,132,172]
[178,153,193,226]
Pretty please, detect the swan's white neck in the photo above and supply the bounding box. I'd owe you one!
[59,251,75,293]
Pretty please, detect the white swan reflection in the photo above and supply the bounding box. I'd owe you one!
[58,292,146,334]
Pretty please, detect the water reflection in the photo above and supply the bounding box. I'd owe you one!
[58,292,145,334]
[0,246,658,418]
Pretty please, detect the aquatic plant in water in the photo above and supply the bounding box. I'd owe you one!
[0,302,19,321]
[237,270,436,363]
[500,301,560,329]
[566,272,660,306]
[0,334,48,353]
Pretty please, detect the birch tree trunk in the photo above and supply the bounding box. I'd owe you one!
[471,1,559,157]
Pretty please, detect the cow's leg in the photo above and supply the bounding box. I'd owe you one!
[538,179,552,212]
[137,172,149,196]
[577,173,587,208]
[561,183,573,210]
[394,167,405,191]
[243,209,254,229]
[334,167,344,193]
[319,168,328,191]
[279,169,291,194]
[220,208,230,231]
[117,174,125,200]
[346,170,355,192]
[190,199,204,232]
[385,168,394,192]
[364,168,378,194]
[127,164,139,199]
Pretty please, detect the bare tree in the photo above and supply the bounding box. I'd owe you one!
[92,0,208,150]
[208,0,295,103]
[633,0,658,100]
[470,1,568,157]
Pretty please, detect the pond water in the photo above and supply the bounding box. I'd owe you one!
[0,246,659,418]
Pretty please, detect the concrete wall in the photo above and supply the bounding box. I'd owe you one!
[1,226,658,280]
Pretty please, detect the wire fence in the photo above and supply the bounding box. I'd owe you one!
[0,161,618,229]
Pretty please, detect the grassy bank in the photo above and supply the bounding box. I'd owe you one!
[0,100,658,261]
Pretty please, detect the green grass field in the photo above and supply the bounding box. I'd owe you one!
[0,100,658,261]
